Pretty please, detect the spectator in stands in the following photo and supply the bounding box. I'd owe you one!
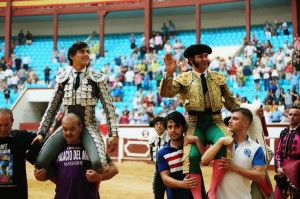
[234,53,243,66]
[284,89,293,109]
[11,73,19,91]
[244,42,257,59]
[161,22,169,43]
[168,20,176,38]
[150,59,160,80]
[236,62,244,87]
[260,53,269,67]
[134,71,143,91]
[14,55,22,71]
[256,43,265,59]
[252,65,261,91]
[124,67,135,86]
[271,20,279,36]
[17,65,26,83]
[292,87,298,103]
[291,70,299,92]
[228,63,237,83]
[149,36,155,52]
[242,54,252,78]
[155,71,163,87]
[293,36,300,51]
[18,81,25,93]
[133,93,142,110]
[252,95,262,106]
[147,89,155,104]
[264,21,272,38]
[17,30,25,45]
[281,20,289,35]
[144,49,152,65]
[52,48,59,63]
[251,34,258,46]
[59,47,66,63]
[136,60,146,74]
[3,85,10,104]
[154,33,163,52]
[294,56,300,77]
[25,31,33,45]
[278,101,285,113]
[26,68,38,84]
[22,54,30,71]
[271,105,282,122]
[108,70,116,87]
[119,111,129,124]
[270,81,278,95]
[128,109,136,124]
[271,66,279,86]
[90,41,99,62]
[261,63,271,91]
[151,50,158,61]
[112,79,122,102]
[142,72,150,90]
[218,64,227,77]
[263,105,272,124]
[130,33,136,49]
[6,57,12,70]
[277,87,286,105]
[41,65,51,84]
[163,40,172,54]
[4,65,13,79]
[294,95,300,107]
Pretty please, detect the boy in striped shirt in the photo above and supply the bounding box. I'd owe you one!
[157,111,206,199]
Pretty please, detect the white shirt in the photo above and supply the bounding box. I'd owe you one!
[125,70,135,82]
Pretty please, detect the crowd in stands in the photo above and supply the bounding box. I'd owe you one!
[1,20,300,126]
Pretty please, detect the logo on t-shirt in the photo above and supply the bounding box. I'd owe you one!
[0,143,13,185]
[244,149,251,157]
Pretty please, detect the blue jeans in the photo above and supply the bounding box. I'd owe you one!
[264,78,270,91]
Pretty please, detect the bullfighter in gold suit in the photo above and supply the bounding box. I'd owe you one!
[159,44,240,199]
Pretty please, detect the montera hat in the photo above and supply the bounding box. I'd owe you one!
[149,117,164,127]
[183,44,212,58]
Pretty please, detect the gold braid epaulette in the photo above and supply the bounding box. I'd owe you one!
[175,71,193,86]
[210,71,226,85]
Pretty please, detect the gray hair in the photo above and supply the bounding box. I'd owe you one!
[0,108,14,121]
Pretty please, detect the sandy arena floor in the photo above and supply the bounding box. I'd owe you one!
[27,161,277,199]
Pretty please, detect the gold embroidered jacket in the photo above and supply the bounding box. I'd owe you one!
[159,71,240,112]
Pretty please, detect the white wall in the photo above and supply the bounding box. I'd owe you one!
[0,5,291,37]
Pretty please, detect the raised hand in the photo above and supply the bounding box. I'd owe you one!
[163,53,177,78]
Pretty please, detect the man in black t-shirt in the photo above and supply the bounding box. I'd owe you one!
[0,108,43,199]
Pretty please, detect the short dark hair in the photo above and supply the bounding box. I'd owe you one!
[62,113,82,125]
[67,41,89,66]
[289,106,300,111]
[0,108,14,121]
[164,111,187,131]
[231,108,253,124]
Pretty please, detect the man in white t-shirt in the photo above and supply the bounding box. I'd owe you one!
[201,108,265,199]
[124,67,135,86]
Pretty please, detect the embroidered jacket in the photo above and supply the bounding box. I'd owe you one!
[159,70,240,112]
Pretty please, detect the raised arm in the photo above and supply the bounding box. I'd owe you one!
[201,137,233,166]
